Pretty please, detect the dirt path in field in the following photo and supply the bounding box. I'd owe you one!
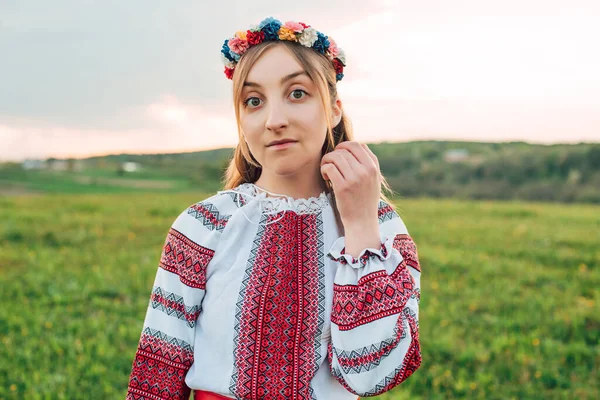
[0,183,39,196]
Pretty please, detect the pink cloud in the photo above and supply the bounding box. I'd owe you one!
[0,96,240,161]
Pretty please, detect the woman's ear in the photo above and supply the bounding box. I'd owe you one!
[331,98,343,128]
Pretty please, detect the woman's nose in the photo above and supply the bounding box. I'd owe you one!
[265,102,289,132]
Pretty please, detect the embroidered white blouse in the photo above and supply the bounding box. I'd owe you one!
[126,182,422,400]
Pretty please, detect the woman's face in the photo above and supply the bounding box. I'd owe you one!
[239,45,340,177]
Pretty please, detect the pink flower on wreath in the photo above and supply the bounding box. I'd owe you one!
[283,21,304,33]
[228,37,249,55]
[328,37,339,57]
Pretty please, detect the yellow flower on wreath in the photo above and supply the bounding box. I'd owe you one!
[278,27,297,41]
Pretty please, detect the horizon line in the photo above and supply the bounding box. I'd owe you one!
[4,137,599,163]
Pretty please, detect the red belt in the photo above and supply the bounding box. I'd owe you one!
[193,390,232,400]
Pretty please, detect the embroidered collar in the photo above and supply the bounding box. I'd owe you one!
[218,182,331,224]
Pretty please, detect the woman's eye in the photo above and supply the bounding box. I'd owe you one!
[244,97,262,108]
[290,89,307,100]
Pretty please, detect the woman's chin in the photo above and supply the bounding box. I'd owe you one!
[267,162,304,177]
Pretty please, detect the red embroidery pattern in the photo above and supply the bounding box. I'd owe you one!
[378,336,421,392]
[187,202,229,231]
[160,228,214,289]
[366,310,421,394]
[394,234,421,272]
[335,309,417,371]
[232,212,323,399]
[332,268,413,331]
[150,287,201,328]
[336,334,398,372]
[329,309,421,395]
[332,234,420,331]
[378,201,396,223]
[127,328,194,400]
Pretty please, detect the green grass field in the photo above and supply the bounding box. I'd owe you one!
[0,193,598,399]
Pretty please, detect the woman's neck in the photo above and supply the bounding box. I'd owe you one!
[253,170,327,200]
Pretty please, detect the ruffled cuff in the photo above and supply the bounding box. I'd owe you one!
[327,233,393,268]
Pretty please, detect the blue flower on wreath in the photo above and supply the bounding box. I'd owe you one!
[229,50,241,61]
[221,40,235,62]
[259,17,282,41]
[312,32,330,54]
[259,17,281,28]
[336,73,344,81]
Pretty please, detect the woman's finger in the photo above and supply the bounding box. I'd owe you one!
[321,163,343,189]
[361,143,380,169]
[337,149,363,174]
[336,141,376,170]
[321,150,354,179]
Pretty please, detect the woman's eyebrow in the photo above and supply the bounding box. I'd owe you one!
[244,71,308,88]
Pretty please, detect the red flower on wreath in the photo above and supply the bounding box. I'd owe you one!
[224,67,235,79]
[246,30,265,45]
[333,59,344,74]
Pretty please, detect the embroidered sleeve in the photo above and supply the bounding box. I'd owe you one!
[326,200,422,397]
[126,198,228,400]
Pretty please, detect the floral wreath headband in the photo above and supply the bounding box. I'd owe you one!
[220,17,346,82]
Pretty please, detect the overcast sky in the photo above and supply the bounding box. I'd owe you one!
[1,0,599,161]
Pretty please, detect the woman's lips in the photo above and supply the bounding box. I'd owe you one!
[268,141,297,150]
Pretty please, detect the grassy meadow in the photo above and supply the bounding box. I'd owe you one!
[0,192,598,399]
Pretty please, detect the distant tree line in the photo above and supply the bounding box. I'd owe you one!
[121,141,600,203]
[372,141,600,203]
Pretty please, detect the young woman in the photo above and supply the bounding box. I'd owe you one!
[126,17,422,400]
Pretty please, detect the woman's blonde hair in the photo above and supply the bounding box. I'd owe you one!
[223,40,396,232]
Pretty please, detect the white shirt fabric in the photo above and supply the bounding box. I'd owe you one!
[126,182,422,400]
